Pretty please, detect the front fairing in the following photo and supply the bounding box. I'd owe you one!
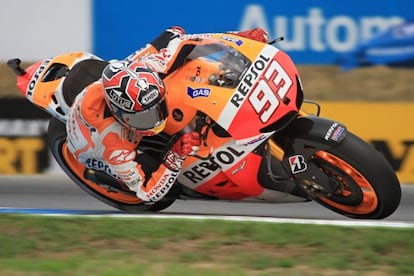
[163,34,302,140]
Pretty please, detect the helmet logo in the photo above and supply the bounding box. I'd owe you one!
[108,86,133,109]
[141,89,159,105]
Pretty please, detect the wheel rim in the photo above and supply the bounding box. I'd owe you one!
[314,151,378,215]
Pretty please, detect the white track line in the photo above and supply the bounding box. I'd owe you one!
[38,213,414,228]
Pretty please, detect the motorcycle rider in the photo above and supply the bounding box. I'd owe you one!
[66,26,269,204]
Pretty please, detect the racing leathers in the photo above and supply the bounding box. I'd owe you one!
[66,26,267,204]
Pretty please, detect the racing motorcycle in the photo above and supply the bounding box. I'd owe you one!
[7,32,401,219]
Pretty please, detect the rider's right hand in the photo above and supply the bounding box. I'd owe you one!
[162,132,201,171]
[173,132,201,158]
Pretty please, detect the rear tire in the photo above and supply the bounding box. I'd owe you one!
[309,132,401,219]
[47,117,176,212]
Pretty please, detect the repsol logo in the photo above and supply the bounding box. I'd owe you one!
[85,158,115,177]
[148,171,178,201]
[27,59,51,98]
[324,122,345,141]
[231,54,270,108]
[183,146,245,184]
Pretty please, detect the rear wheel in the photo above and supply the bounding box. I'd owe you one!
[308,133,401,219]
[47,117,176,212]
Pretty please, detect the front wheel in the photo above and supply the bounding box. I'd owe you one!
[47,117,176,212]
[306,132,401,219]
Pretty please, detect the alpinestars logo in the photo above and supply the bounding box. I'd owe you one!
[288,155,307,174]
[109,149,136,164]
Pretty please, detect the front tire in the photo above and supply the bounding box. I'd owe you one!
[309,132,401,219]
[47,117,176,212]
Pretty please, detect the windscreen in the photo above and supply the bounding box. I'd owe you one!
[185,42,251,89]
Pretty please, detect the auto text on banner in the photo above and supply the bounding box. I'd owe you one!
[92,0,414,64]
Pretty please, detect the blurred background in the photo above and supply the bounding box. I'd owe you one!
[0,0,413,183]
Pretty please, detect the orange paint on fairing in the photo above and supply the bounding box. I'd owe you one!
[162,35,263,136]
[162,57,233,135]
[163,36,300,140]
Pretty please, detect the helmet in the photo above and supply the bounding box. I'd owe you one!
[102,61,168,135]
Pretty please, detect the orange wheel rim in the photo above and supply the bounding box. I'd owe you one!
[314,151,378,215]
[62,143,142,204]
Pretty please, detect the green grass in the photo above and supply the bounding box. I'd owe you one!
[0,215,413,275]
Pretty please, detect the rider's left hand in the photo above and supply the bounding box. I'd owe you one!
[230,28,269,43]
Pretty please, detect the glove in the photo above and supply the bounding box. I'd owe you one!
[230,28,269,43]
[172,132,201,158]
[166,26,186,37]
[163,132,201,171]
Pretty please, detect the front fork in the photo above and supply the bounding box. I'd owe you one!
[268,112,348,197]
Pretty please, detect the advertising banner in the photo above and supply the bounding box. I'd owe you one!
[0,99,61,175]
[312,102,414,182]
[2,1,412,64]
[93,0,413,64]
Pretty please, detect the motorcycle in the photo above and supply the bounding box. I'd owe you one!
[7,32,401,219]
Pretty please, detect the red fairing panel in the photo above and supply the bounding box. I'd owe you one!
[16,61,45,97]
[193,152,265,200]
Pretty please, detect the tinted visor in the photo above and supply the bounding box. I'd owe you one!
[117,99,168,130]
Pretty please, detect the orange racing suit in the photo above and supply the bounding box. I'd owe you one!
[66,27,268,203]
[66,27,201,203]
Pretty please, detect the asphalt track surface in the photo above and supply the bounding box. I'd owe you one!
[0,175,412,222]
